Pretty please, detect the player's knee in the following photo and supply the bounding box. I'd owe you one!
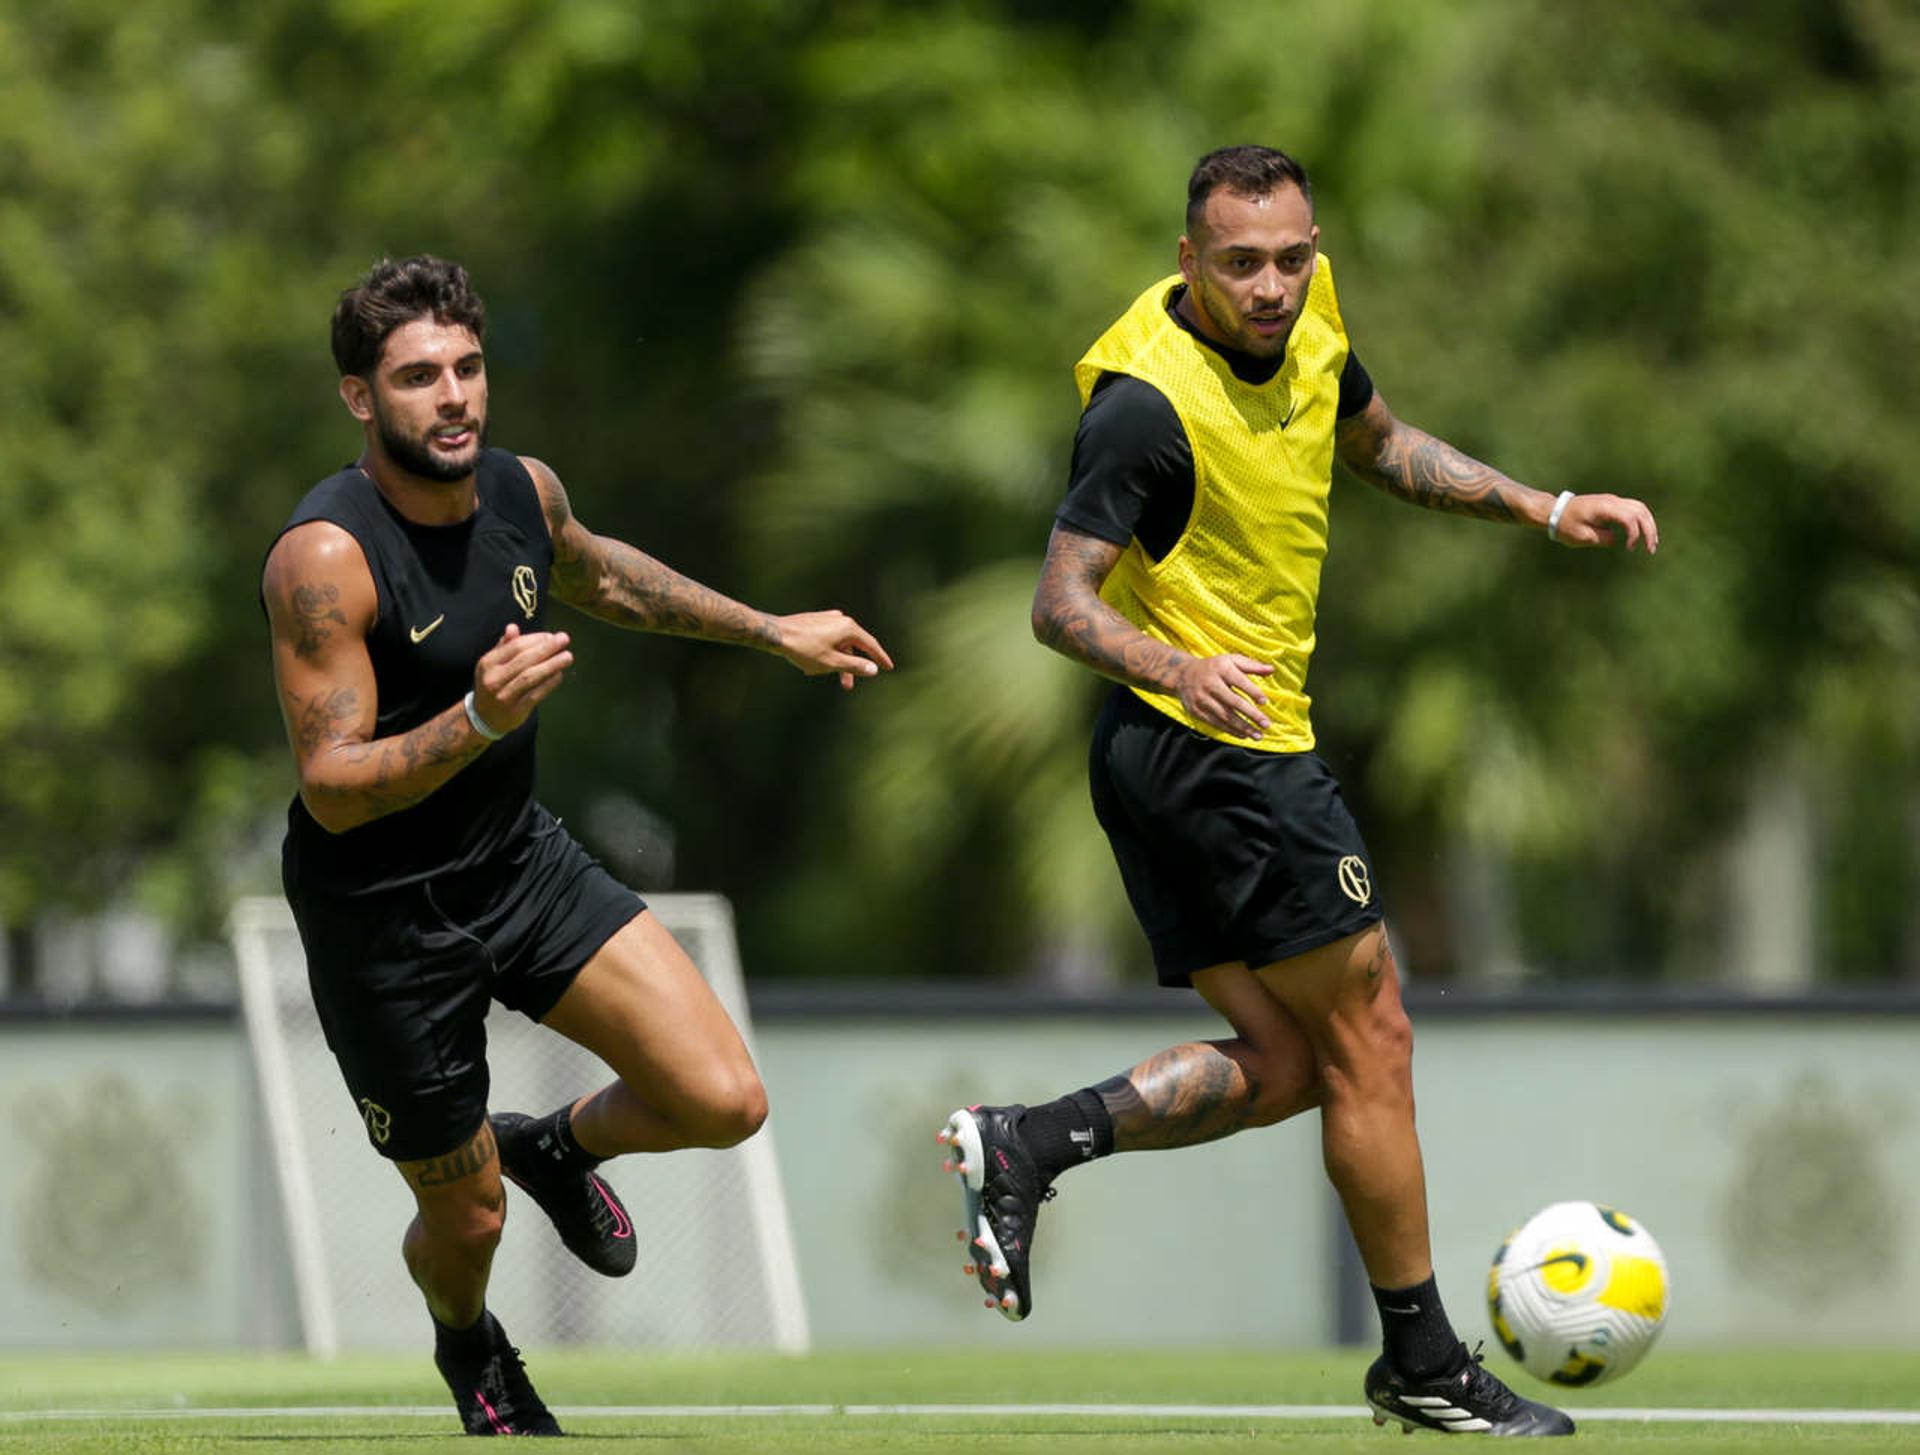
[710,1073,769,1148]
[1320,1001,1414,1104]
[408,1194,505,1264]
[1368,998,1414,1068]
[1360,1027,1416,1109]
[677,1068,768,1148]
[446,1195,507,1252]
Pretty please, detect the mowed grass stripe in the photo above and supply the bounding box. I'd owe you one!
[6,1401,1919,1425]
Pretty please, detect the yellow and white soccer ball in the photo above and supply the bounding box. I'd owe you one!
[1486,1200,1670,1388]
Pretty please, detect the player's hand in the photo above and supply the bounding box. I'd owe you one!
[1174,653,1275,740]
[1554,494,1659,554]
[771,610,895,691]
[472,624,574,733]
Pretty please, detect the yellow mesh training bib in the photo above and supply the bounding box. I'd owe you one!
[1073,255,1351,752]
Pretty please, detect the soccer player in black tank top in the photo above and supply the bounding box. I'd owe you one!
[262,256,893,1437]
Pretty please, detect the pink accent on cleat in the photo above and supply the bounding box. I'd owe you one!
[473,1390,511,1436]
[590,1175,633,1240]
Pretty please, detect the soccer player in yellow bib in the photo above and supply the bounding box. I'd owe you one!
[940,146,1656,1437]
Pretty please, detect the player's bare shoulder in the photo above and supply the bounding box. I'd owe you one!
[263,520,377,662]
[517,455,575,538]
[518,453,599,602]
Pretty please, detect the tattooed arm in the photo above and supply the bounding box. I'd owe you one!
[1032,524,1275,740]
[262,522,571,833]
[522,456,892,690]
[1334,391,1658,551]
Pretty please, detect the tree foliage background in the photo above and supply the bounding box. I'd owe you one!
[1,0,1915,992]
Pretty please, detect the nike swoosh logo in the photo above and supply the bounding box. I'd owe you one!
[1533,1252,1589,1275]
[591,1176,634,1239]
[409,615,445,644]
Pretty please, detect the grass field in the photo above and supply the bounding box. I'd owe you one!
[1,1347,1915,1452]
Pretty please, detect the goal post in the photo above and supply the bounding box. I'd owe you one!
[228,893,810,1355]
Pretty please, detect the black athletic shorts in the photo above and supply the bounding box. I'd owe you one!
[1088,685,1384,987]
[283,807,644,1162]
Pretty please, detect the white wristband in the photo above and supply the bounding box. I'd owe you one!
[463,690,505,741]
[1546,490,1576,543]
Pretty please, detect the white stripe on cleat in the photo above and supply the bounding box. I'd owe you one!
[941,1108,1024,1322]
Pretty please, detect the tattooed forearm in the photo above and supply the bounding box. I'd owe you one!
[528,456,781,649]
[1095,1042,1265,1152]
[568,535,782,650]
[294,695,488,829]
[1033,531,1187,693]
[1347,418,1521,522]
[410,1121,496,1188]
[289,582,348,660]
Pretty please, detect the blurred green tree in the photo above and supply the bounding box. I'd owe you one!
[1,0,1914,991]
[0,0,825,979]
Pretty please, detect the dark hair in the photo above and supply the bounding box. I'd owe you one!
[1186,146,1313,235]
[330,255,487,377]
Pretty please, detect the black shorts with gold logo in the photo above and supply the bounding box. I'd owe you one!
[1088,685,1384,987]
[284,807,643,1161]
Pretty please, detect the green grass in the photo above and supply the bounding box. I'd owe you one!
[0,1347,1913,1453]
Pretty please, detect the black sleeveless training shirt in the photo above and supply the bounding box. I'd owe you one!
[272,448,555,896]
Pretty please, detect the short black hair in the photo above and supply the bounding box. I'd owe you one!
[330,255,487,378]
[1186,146,1313,235]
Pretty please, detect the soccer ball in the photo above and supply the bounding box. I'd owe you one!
[1486,1200,1670,1388]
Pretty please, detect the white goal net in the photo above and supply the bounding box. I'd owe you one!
[229,893,809,1356]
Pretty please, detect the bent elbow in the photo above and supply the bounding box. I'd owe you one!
[298,784,363,836]
[1030,599,1055,646]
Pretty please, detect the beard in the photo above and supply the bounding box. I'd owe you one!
[1191,277,1294,358]
[374,405,487,482]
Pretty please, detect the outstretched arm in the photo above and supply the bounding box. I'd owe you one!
[263,522,574,833]
[1334,391,1658,552]
[1032,525,1274,740]
[523,456,892,690]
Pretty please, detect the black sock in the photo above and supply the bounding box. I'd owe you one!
[530,1102,601,1171]
[1018,1089,1114,1185]
[432,1309,493,1359]
[1372,1274,1463,1380]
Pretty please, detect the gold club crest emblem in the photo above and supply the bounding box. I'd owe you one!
[511,565,538,619]
[359,1098,393,1145]
[1337,855,1373,906]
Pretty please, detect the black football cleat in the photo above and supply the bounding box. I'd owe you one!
[433,1310,563,1437]
[492,1110,637,1278]
[937,1104,1053,1321]
[1365,1343,1575,1436]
